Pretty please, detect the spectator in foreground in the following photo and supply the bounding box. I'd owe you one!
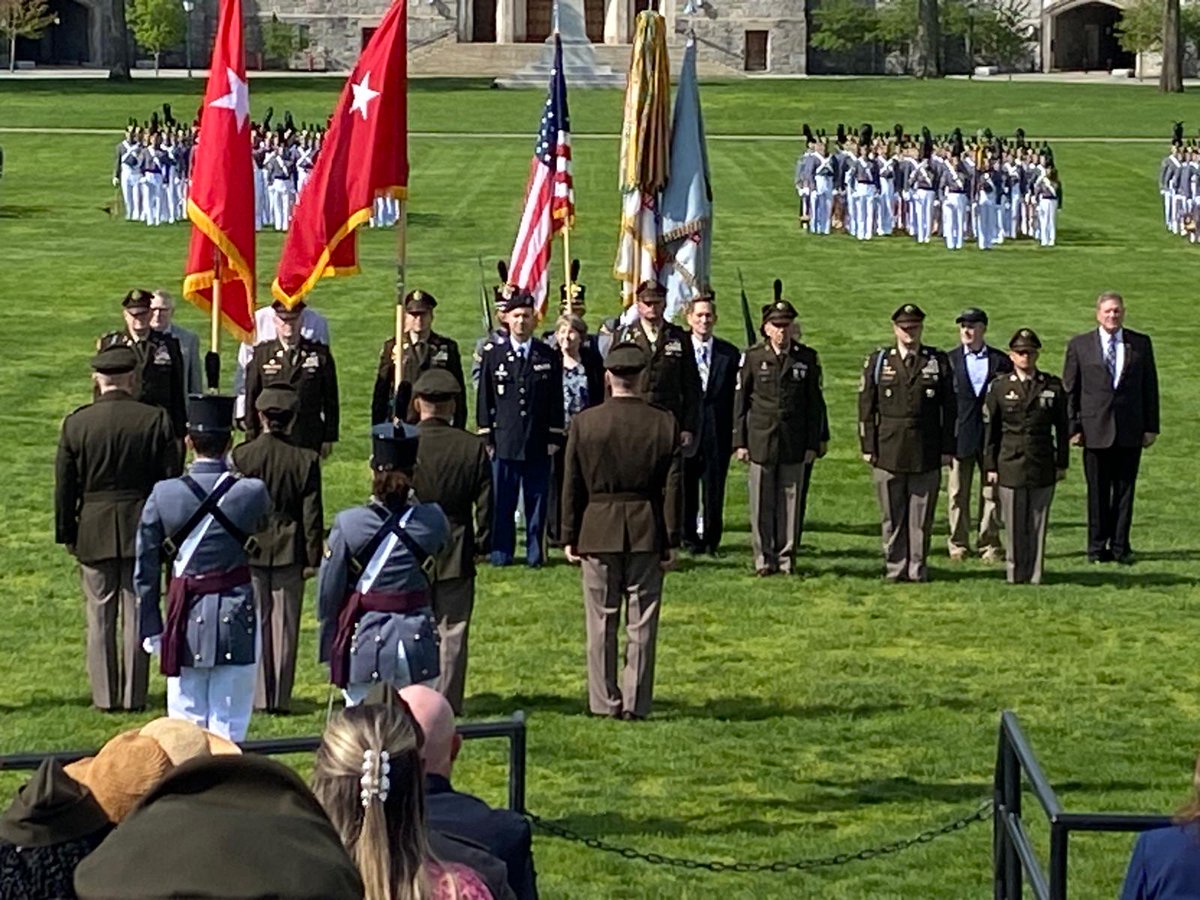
[1121,753,1200,900]
[402,684,538,900]
[311,703,493,900]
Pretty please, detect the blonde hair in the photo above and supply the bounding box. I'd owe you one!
[312,704,444,900]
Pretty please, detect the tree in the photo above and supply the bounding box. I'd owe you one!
[128,0,184,75]
[876,0,918,59]
[0,0,57,73]
[1117,0,1164,74]
[1162,0,1184,91]
[261,14,309,69]
[915,0,941,76]
[108,0,131,80]
[976,0,1035,74]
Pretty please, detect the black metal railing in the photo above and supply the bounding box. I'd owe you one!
[0,711,527,813]
[994,710,1172,899]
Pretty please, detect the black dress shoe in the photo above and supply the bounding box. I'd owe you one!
[620,711,645,721]
[1114,551,1135,566]
[1088,548,1115,564]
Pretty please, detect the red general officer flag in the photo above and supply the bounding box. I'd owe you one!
[271,0,408,307]
[181,0,256,341]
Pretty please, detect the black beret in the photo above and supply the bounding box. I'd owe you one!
[604,341,648,375]
[371,422,420,471]
[90,345,138,375]
[891,303,926,324]
[1009,328,1042,351]
[413,368,462,399]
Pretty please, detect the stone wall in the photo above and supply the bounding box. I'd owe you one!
[677,0,807,74]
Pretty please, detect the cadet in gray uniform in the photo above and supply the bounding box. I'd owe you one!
[983,329,1069,584]
[135,395,270,741]
[318,423,451,706]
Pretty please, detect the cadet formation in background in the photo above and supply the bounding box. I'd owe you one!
[54,268,1159,741]
[1157,121,1200,243]
[793,124,1062,248]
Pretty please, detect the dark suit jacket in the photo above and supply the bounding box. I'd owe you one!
[1121,824,1200,900]
[426,774,537,900]
[689,334,739,461]
[230,432,323,568]
[55,391,178,564]
[948,344,1012,458]
[561,396,681,554]
[1063,328,1160,449]
[413,418,492,580]
[428,830,517,900]
[244,338,339,453]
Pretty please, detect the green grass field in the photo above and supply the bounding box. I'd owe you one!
[2,77,1200,898]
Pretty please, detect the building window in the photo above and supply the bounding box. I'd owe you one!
[361,27,377,50]
[744,30,768,72]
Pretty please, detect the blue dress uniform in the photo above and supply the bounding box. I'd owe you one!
[317,424,451,706]
[476,293,564,568]
[135,396,270,742]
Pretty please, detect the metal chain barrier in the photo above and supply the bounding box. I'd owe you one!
[526,799,992,873]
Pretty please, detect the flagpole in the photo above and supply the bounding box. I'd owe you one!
[393,194,408,395]
[561,226,571,306]
[207,252,222,392]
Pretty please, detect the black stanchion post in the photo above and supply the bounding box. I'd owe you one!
[510,710,527,814]
[1003,735,1023,900]
[1049,824,1069,900]
[993,725,1008,900]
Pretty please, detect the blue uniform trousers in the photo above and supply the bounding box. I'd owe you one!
[491,455,551,568]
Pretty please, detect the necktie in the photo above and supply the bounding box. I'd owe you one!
[1104,335,1118,384]
[904,352,918,376]
[697,343,710,391]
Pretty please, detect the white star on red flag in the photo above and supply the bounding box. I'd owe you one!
[209,66,249,133]
[350,72,381,121]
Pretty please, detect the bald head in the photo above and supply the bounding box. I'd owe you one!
[399,685,461,777]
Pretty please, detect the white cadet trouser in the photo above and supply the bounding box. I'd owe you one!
[976,198,997,249]
[268,178,293,231]
[811,176,833,234]
[168,664,257,742]
[296,168,311,202]
[140,173,164,225]
[254,169,267,229]
[878,181,895,235]
[852,182,876,240]
[1038,198,1058,246]
[943,192,967,249]
[1005,190,1019,238]
[120,165,141,220]
[1164,190,1176,231]
[913,188,935,243]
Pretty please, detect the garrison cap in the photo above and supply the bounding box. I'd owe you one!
[271,299,306,317]
[72,755,364,900]
[604,341,649,375]
[404,289,437,313]
[254,381,299,414]
[955,307,988,325]
[371,421,420,471]
[762,300,798,325]
[1009,328,1042,351]
[891,303,926,324]
[122,289,153,311]
[413,368,462,399]
[635,280,667,301]
[90,345,138,375]
[187,395,235,434]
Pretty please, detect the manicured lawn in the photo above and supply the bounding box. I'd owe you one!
[0,77,1197,898]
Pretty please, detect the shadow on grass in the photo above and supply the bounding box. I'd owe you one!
[0,205,51,219]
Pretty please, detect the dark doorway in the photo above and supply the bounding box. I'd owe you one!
[1051,2,1133,70]
[15,0,89,65]
[471,0,496,42]
[526,0,552,42]
[744,29,768,71]
[361,27,376,49]
[584,0,604,42]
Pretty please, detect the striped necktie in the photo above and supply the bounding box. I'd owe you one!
[1104,335,1118,384]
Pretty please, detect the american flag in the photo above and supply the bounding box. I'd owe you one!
[508,35,574,316]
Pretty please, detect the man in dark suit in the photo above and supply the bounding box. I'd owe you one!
[371,289,466,428]
[412,369,492,715]
[55,345,178,711]
[476,292,563,568]
[605,280,702,449]
[244,300,339,457]
[682,293,738,555]
[1063,291,1160,564]
[231,383,323,713]
[562,342,681,720]
[401,685,537,900]
[946,307,1012,562]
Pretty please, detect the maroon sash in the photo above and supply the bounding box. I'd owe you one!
[162,566,252,676]
[330,589,428,688]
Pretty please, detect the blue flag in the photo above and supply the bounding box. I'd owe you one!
[660,39,711,322]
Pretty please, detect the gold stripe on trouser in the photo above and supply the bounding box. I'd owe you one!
[748,462,807,573]
[947,455,1003,553]
[80,559,148,710]
[432,575,475,715]
[997,485,1055,584]
[581,552,663,718]
[873,467,941,582]
[251,564,304,712]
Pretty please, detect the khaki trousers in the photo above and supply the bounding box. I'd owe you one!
[998,485,1055,584]
[873,467,941,582]
[80,560,148,710]
[251,564,304,712]
[432,576,475,715]
[947,454,1002,554]
[581,552,663,718]
[748,462,808,573]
